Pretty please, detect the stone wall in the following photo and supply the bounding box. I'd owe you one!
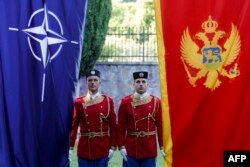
[77,62,160,111]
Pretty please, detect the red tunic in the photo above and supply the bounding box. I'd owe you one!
[118,94,163,159]
[70,94,117,159]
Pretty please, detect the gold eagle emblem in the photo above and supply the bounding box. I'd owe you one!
[180,16,241,90]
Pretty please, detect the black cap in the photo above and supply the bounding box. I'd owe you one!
[86,69,100,78]
[133,71,148,80]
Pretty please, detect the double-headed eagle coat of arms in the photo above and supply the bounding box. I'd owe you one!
[180,16,241,90]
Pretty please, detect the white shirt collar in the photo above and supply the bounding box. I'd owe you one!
[87,92,100,100]
[134,92,148,100]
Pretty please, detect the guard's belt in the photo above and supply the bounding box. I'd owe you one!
[79,131,109,138]
[128,131,155,137]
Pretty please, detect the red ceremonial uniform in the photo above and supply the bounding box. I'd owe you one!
[70,94,117,159]
[118,93,163,159]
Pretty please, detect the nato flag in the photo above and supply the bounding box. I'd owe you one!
[0,0,88,166]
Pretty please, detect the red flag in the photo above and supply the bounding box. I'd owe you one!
[155,0,250,167]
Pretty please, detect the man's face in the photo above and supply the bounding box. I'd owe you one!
[86,76,101,93]
[133,78,148,94]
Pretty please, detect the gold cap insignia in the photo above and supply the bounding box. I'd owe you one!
[139,72,144,77]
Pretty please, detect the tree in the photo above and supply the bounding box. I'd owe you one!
[140,0,155,28]
[80,0,112,75]
[108,0,155,29]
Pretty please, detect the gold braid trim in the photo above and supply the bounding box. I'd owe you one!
[82,95,104,107]
[131,95,152,106]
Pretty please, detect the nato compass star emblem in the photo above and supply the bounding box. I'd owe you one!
[8,4,79,102]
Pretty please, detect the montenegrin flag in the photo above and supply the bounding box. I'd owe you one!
[0,0,88,166]
[154,0,250,167]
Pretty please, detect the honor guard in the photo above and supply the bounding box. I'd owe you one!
[118,71,165,167]
[69,69,117,167]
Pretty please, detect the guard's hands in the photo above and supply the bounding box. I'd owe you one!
[160,149,166,157]
[69,150,73,162]
[108,149,115,158]
[120,148,127,161]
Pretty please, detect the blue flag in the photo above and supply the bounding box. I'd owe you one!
[0,0,88,166]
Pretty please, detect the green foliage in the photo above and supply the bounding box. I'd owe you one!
[108,1,143,28]
[100,0,156,60]
[99,44,121,62]
[109,0,155,28]
[140,1,155,28]
[80,0,112,75]
[91,0,157,62]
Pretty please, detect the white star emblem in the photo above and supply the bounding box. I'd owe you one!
[23,4,67,68]
[8,3,79,102]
